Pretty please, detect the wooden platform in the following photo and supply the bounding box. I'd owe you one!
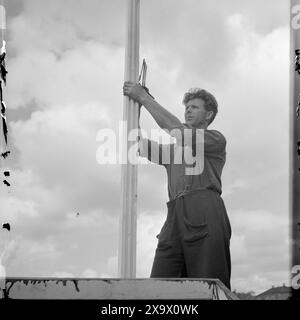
[0,278,238,300]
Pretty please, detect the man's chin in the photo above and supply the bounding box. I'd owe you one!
[185,121,194,128]
[186,120,195,125]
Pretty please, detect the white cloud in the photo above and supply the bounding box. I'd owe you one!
[136,211,166,277]
[100,255,118,278]
[230,209,289,293]
[52,271,75,278]
[222,179,249,198]
[82,268,97,278]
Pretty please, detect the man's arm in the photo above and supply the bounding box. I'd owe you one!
[138,137,173,166]
[123,81,182,131]
[137,99,172,166]
[123,82,225,156]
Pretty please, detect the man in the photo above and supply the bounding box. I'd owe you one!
[123,82,231,289]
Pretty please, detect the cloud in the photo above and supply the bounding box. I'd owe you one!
[82,268,97,278]
[100,255,118,278]
[222,178,249,198]
[52,271,75,278]
[230,209,289,293]
[10,105,119,215]
[136,211,166,277]
[7,41,125,112]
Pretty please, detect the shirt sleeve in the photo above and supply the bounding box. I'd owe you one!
[202,130,226,156]
[138,138,173,166]
[170,124,226,157]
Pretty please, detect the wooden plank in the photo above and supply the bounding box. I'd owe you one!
[2,278,238,300]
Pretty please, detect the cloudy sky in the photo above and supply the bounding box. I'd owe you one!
[0,0,290,295]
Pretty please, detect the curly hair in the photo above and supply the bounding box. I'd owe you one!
[182,88,218,125]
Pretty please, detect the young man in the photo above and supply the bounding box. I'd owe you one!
[123,82,232,289]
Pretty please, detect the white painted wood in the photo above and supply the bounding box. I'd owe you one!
[0,3,5,30]
[119,0,140,278]
[4,278,238,300]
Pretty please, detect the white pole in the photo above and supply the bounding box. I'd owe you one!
[118,0,140,278]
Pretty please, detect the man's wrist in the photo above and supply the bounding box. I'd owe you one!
[139,92,152,106]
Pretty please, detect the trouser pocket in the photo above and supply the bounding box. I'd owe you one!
[182,193,209,244]
[156,201,176,250]
[183,216,209,243]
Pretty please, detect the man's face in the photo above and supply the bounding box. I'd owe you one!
[184,98,212,128]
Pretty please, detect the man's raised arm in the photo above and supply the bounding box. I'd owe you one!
[137,100,172,166]
[123,81,182,132]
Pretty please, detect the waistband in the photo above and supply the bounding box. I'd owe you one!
[166,187,220,206]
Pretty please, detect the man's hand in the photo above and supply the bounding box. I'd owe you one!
[124,81,182,134]
[123,81,148,104]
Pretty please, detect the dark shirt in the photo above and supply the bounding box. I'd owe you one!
[139,124,226,200]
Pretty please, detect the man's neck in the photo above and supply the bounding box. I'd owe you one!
[185,123,208,130]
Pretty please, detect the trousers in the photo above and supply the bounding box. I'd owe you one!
[150,189,232,289]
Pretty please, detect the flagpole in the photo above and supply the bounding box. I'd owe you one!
[119,0,140,278]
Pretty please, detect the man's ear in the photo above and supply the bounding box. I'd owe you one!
[206,111,214,122]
